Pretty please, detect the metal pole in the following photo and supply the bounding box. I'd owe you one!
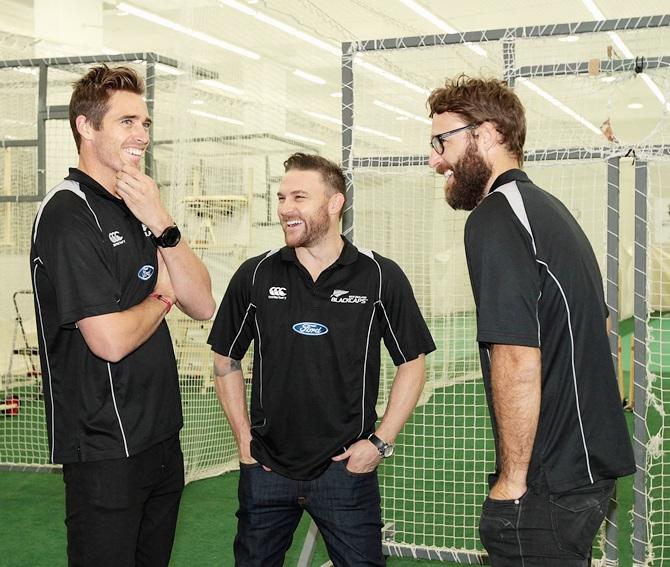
[632,160,648,565]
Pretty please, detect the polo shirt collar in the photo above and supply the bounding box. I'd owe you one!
[280,235,359,266]
[66,168,124,205]
[488,168,529,194]
[66,168,135,218]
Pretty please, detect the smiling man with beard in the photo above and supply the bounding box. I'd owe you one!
[428,75,634,566]
[208,152,435,566]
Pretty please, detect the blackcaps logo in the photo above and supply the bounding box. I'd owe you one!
[330,289,368,304]
[268,286,287,300]
[292,322,329,336]
[137,265,155,281]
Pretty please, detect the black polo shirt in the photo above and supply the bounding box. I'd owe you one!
[465,168,635,492]
[208,238,435,480]
[30,168,182,464]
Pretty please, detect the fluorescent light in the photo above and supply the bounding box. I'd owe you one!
[354,55,429,95]
[118,2,260,60]
[188,109,244,125]
[581,0,605,19]
[219,0,339,55]
[516,78,601,136]
[607,32,634,59]
[356,125,402,143]
[330,91,342,98]
[600,76,616,83]
[293,69,326,85]
[191,99,205,105]
[220,0,428,95]
[558,35,579,43]
[284,132,326,146]
[639,73,670,111]
[627,102,643,110]
[304,110,341,125]
[198,79,244,96]
[374,99,431,125]
[399,0,487,58]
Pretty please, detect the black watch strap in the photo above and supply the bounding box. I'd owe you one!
[151,224,181,248]
[368,433,394,458]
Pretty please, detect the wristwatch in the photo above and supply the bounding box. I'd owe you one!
[368,433,394,458]
[151,224,181,248]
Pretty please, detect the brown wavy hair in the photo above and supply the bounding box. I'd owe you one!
[428,74,526,165]
[69,65,145,153]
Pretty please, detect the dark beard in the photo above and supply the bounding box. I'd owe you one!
[445,140,492,211]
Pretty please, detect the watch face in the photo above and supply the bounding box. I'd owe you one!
[383,444,394,458]
[160,225,181,247]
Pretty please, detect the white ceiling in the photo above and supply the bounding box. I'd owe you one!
[0,0,669,157]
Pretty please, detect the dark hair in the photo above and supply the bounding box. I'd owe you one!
[428,74,526,165]
[69,65,145,153]
[283,153,346,197]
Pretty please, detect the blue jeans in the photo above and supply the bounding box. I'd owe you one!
[235,459,385,566]
[479,478,616,566]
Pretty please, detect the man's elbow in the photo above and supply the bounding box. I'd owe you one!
[189,296,216,321]
[85,338,127,364]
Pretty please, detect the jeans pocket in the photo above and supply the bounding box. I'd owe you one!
[479,498,520,559]
[549,479,615,558]
[239,461,262,471]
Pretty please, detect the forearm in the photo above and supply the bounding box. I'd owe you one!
[375,355,426,444]
[159,242,215,320]
[77,295,169,363]
[213,355,252,457]
[490,344,541,489]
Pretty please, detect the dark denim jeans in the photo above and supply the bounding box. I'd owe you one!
[234,459,385,566]
[479,478,616,566]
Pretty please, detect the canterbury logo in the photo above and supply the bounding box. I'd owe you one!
[108,231,126,247]
[330,289,368,304]
[268,286,287,300]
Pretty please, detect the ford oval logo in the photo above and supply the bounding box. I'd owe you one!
[292,322,329,336]
[137,264,155,281]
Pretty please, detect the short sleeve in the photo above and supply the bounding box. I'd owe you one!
[378,257,436,366]
[465,195,541,347]
[208,258,257,359]
[35,194,121,326]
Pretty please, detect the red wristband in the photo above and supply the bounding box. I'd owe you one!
[150,293,173,314]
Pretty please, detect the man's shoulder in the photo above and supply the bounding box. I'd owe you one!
[354,247,407,280]
[236,249,283,280]
[34,179,100,238]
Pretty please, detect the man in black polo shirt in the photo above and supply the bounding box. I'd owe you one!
[30,65,215,567]
[427,75,635,566]
[208,152,435,565]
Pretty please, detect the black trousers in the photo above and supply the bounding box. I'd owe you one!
[479,478,615,566]
[62,434,184,567]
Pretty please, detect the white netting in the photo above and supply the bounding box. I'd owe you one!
[346,21,669,563]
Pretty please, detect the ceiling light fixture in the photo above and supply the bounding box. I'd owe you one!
[284,131,326,146]
[516,78,601,136]
[188,109,244,125]
[198,79,244,96]
[374,99,431,124]
[219,0,428,95]
[118,2,260,60]
[399,0,487,58]
[293,69,327,85]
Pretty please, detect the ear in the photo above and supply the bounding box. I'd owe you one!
[478,122,498,152]
[75,115,96,143]
[329,191,345,217]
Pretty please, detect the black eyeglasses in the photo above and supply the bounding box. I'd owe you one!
[430,123,478,154]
